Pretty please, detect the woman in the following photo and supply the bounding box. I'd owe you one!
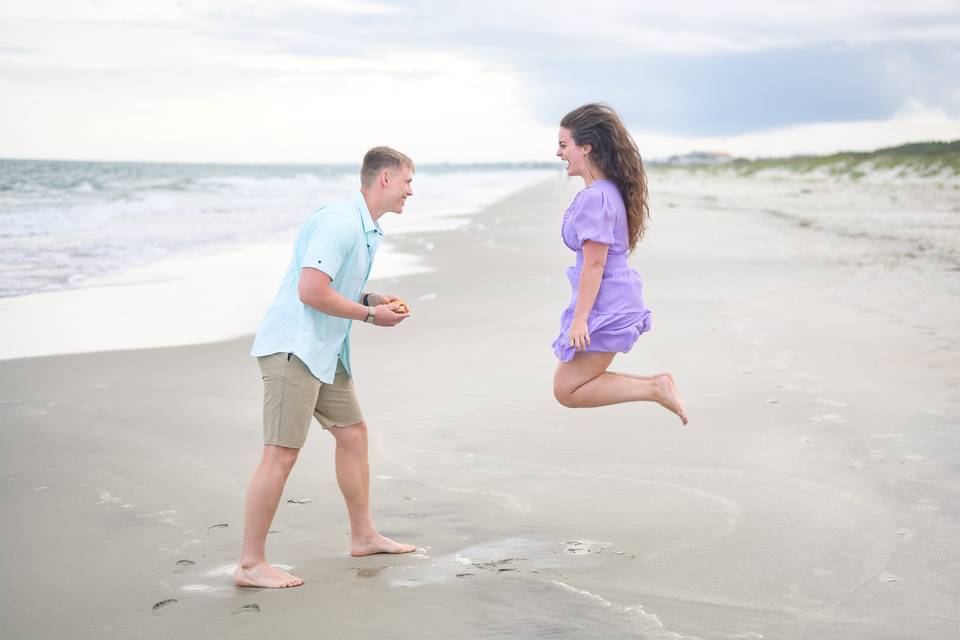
[552,103,687,425]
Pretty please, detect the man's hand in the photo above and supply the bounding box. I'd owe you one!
[372,303,409,327]
[380,294,410,315]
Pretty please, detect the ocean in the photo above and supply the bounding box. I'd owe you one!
[0,159,559,359]
[0,159,557,298]
[3,158,955,361]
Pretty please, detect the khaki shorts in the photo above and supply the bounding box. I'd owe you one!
[257,352,364,449]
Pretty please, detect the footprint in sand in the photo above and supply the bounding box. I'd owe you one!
[564,541,589,555]
[473,558,520,573]
[564,540,611,555]
[208,523,229,529]
[151,599,177,615]
[450,557,520,578]
[232,603,261,624]
[878,572,899,583]
[394,539,552,588]
[174,559,195,573]
[355,566,392,578]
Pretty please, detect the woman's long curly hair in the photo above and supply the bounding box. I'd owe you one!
[560,103,649,251]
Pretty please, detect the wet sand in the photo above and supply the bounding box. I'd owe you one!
[2,174,959,638]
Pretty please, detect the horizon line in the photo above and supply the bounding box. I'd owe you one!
[2,138,958,167]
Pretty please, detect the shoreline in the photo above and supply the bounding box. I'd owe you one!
[0,237,431,361]
[2,174,958,638]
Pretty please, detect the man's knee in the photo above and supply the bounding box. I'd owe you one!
[263,444,300,474]
[330,421,367,449]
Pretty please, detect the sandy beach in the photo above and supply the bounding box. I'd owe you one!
[2,172,959,638]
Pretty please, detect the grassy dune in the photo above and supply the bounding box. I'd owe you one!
[670,140,960,178]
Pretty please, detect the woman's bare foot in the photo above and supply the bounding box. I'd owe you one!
[351,533,416,557]
[655,373,688,425]
[234,561,304,588]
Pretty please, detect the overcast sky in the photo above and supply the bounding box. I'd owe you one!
[2,0,959,162]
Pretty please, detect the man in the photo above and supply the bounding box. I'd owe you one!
[235,147,416,589]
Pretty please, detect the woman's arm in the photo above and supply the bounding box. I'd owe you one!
[568,240,609,351]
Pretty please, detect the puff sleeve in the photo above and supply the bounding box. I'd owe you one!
[572,186,617,247]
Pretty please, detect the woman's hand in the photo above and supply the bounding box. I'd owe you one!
[568,319,591,352]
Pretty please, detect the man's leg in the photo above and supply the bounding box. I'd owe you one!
[327,421,416,556]
[235,444,304,588]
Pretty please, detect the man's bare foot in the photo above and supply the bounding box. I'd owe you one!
[234,561,304,588]
[351,533,416,557]
[655,373,688,425]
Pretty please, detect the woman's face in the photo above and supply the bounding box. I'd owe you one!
[557,127,591,178]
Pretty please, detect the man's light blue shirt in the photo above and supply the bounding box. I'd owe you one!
[251,192,383,383]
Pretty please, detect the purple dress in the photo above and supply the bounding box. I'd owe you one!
[552,179,651,362]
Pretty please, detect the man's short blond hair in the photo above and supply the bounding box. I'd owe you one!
[361,146,415,187]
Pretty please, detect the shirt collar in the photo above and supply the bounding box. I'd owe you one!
[355,192,383,236]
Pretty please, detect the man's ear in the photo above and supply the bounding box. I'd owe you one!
[379,169,390,187]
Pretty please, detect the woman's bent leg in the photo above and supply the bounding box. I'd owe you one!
[553,352,687,424]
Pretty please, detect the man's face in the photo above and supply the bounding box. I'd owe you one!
[387,165,414,213]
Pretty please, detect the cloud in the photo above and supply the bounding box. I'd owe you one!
[636,104,960,159]
[178,1,960,134]
[522,42,960,137]
[1,0,958,161]
[193,0,960,55]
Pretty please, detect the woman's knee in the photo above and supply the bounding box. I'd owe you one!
[553,382,578,408]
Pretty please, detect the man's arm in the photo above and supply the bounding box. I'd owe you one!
[299,268,408,326]
[360,291,384,307]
